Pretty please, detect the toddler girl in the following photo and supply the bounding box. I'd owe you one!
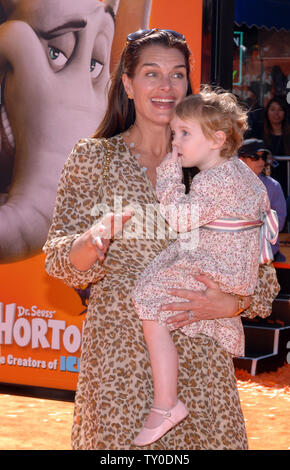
[132,87,278,446]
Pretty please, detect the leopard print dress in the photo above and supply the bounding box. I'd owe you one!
[43,134,280,450]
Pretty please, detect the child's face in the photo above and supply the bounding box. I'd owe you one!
[170,115,215,169]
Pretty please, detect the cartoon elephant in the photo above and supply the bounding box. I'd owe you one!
[0,0,151,262]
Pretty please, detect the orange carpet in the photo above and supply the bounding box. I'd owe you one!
[235,363,290,450]
[0,364,289,450]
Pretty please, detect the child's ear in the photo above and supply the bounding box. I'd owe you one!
[212,130,226,149]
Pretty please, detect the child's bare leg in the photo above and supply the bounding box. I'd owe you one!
[142,319,178,428]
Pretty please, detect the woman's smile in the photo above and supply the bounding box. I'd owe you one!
[151,96,176,110]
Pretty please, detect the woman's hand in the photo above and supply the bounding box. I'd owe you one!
[69,211,133,270]
[90,211,133,259]
[161,274,251,329]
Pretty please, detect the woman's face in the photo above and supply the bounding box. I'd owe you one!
[122,45,188,126]
[267,101,285,127]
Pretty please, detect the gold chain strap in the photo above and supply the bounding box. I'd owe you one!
[102,138,112,179]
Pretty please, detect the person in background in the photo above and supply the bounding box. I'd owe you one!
[264,97,290,155]
[247,97,290,198]
[239,138,287,262]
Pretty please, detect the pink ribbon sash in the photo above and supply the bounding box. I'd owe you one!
[204,210,279,264]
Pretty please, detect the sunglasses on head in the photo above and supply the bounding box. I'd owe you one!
[126,29,186,46]
[242,151,269,162]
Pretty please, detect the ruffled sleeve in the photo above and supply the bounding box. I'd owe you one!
[43,138,107,288]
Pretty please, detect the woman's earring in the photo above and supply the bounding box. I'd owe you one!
[128,94,133,100]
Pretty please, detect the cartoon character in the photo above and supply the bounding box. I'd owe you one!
[0,0,151,262]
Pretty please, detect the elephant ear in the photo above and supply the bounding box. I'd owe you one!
[110,0,152,71]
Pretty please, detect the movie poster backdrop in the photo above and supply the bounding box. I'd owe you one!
[0,0,202,391]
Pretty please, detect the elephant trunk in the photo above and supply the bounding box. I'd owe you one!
[0,20,56,261]
[0,147,64,262]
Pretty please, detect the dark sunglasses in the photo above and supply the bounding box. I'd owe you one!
[241,151,270,162]
[126,29,186,46]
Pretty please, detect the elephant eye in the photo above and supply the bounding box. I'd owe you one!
[48,46,68,70]
[90,59,103,79]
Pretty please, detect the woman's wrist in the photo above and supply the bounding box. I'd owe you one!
[232,294,251,316]
[69,231,101,271]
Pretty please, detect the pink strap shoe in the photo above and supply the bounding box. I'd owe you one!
[133,399,188,447]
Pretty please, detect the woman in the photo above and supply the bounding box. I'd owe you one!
[263,97,290,157]
[43,29,280,450]
[264,97,290,198]
[249,96,290,197]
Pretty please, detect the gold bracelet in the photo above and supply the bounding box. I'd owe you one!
[233,295,246,316]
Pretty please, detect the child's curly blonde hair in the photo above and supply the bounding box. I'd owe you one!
[174,85,248,157]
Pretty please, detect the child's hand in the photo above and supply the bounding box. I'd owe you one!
[162,146,180,165]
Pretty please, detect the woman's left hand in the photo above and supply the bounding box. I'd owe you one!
[161,274,250,329]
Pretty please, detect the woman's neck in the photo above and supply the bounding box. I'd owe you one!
[123,119,172,188]
[127,120,171,167]
[271,123,282,135]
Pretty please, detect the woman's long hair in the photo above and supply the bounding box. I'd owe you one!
[264,96,290,155]
[93,30,193,139]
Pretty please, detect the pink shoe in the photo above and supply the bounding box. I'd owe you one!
[133,400,188,447]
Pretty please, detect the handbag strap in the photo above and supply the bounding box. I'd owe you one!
[102,138,112,179]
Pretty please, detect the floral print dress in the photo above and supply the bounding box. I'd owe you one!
[133,157,271,357]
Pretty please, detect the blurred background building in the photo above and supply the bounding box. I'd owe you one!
[202,0,290,207]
